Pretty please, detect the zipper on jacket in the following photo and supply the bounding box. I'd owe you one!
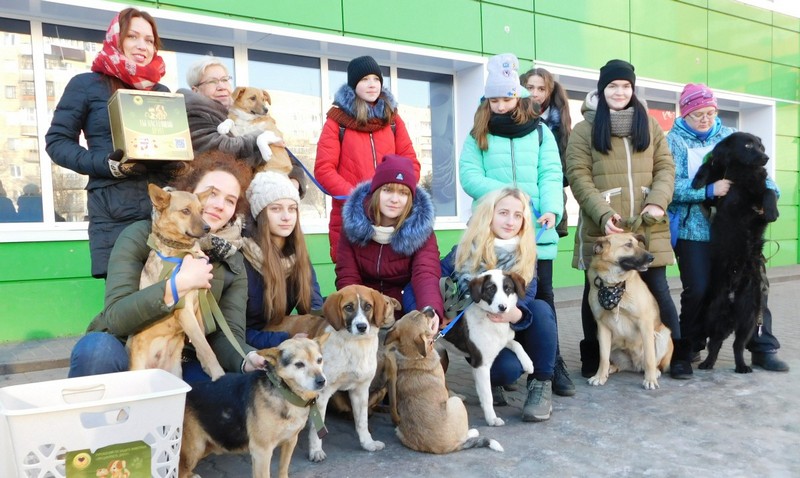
[623,137,635,217]
[600,187,622,204]
[376,244,384,292]
[370,133,377,169]
[510,138,517,187]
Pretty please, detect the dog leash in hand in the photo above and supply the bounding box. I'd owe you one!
[264,366,328,439]
[286,148,349,201]
[434,308,466,343]
[529,202,550,243]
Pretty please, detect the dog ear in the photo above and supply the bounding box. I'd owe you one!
[257,346,281,368]
[383,324,400,348]
[194,187,212,206]
[315,332,330,350]
[508,272,527,298]
[414,332,428,358]
[231,87,246,101]
[469,275,486,304]
[593,238,608,255]
[322,291,345,331]
[148,183,170,211]
[371,289,387,327]
[262,89,272,105]
[634,234,647,246]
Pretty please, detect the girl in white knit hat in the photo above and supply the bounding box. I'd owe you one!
[242,171,323,348]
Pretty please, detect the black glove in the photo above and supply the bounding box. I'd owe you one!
[107,149,146,178]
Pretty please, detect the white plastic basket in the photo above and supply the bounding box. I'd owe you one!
[0,369,191,478]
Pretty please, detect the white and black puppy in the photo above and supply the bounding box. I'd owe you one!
[442,269,533,426]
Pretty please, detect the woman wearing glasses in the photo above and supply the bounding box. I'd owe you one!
[179,56,305,194]
[666,83,787,372]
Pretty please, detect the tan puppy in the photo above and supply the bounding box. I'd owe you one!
[216,86,293,175]
[128,184,226,381]
[384,309,503,454]
[587,233,674,390]
[179,336,328,478]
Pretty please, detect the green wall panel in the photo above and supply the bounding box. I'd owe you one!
[773,27,800,68]
[776,103,799,137]
[775,135,799,172]
[708,51,771,97]
[342,0,482,52]
[765,239,796,267]
[534,15,630,70]
[677,0,707,9]
[159,0,343,32]
[769,205,798,241]
[708,12,772,62]
[481,2,535,59]
[483,0,533,11]
[553,250,583,288]
[631,35,707,85]
[775,170,798,206]
[0,241,92,282]
[1,279,103,342]
[631,0,707,48]
[534,0,630,31]
[772,64,800,102]
[773,13,800,32]
[707,0,772,24]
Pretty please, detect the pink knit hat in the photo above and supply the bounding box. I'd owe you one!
[679,83,717,117]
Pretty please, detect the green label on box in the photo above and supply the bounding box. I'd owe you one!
[65,441,151,477]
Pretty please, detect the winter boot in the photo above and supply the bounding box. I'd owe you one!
[553,355,576,396]
[580,339,600,378]
[752,351,790,372]
[670,338,694,380]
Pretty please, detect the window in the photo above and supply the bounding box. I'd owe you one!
[5,85,15,99]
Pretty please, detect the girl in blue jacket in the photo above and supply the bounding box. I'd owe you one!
[459,53,569,395]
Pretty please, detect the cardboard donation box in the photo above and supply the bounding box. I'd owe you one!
[108,89,193,162]
[0,369,191,478]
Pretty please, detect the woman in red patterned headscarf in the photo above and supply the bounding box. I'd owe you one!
[46,8,176,279]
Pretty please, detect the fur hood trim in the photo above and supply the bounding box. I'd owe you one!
[333,84,398,119]
[342,181,435,256]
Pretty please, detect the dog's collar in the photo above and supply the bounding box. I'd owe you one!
[264,366,328,439]
[594,276,626,311]
[153,230,195,250]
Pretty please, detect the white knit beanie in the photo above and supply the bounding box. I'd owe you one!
[246,171,300,219]
[484,53,530,99]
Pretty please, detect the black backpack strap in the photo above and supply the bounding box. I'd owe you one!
[339,125,346,143]
[537,122,543,146]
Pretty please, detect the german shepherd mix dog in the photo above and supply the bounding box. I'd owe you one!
[216,86,293,175]
[441,270,533,426]
[384,308,503,454]
[588,233,673,390]
[690,132,779,373]
[266,285,390,462]
[179,336,328,478]
[127,184,226,381]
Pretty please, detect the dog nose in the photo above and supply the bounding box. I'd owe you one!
[498,304,507,312]
[316,375,326,389]
[356,322,367,333]
[646,253,654,263]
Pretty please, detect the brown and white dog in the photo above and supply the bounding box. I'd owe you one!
[179,336,328,478]
[384,308,503,454]
[216,86,293,175]
[440,270,533,426]
[127,184,226,381]
[587,233,674,389]
[266,284,391,461]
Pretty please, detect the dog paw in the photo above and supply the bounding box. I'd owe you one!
[521,360,534,375]
[698,360,714,370]
[735,365,753,374]
[642,379,660,390]
[587,375,607,386]
[206,366,225,381]
[256,132,274,162]
[487,416,505,427]
[361,439,385,452]
[217,118,234,135]
[308,449,327,462]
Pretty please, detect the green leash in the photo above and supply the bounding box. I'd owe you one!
[264,366,328,438]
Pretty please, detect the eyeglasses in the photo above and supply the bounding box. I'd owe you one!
[687,110,718,121]
[196,76,233,88]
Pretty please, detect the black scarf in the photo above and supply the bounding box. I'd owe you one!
[488,113,539,139]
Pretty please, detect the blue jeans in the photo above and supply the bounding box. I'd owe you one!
[536,259,562,355]
[491,299,557,385]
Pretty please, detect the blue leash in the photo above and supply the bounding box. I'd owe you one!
[286,148,349,201]
[434,308,466,342]
[531,202,549,242]
[156,251,183,305]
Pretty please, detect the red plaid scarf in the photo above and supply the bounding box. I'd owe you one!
[90,13,165,90]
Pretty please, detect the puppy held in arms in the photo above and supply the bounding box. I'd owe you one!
[384,307,503,454]
[128,184,226,381]
[217,86,293,175]
[587,233,673,390]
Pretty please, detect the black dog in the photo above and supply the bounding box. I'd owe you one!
[691,132,779,373]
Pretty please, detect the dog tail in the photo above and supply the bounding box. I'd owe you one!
[461,428,504,452]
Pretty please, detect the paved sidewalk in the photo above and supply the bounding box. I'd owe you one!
[2,266,799,477]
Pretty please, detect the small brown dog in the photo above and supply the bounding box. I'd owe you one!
[179,336,328,478]
[127,184,226,380]
[588,233,674,390]
[384,308,503,454]
[216,86,293,175]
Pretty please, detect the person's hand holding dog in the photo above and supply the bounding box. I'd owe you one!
[537,212,556,230]
[605,213,624,234]
[641,204,665,218]
[487,306,522,324]
[242,350,267,373]
[711,179,732,197]
[163,255,213,306]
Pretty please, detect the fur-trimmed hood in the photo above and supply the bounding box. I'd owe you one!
[342,181,435,256]
[333,84,398,119]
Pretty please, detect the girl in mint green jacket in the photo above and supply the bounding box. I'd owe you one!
[459,53,571,396]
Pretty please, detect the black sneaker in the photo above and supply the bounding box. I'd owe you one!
[553,355,576,397]
[752,352,790,372]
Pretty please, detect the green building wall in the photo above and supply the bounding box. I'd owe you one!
[1,0,797,342]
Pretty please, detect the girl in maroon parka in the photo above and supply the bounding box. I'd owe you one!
[335,155,442,320]
[314,55,419,262]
